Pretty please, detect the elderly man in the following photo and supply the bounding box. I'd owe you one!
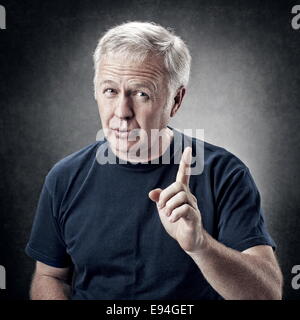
[25,21,283,300]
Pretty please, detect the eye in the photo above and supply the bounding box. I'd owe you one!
[103,88,117,96]
[134,91,150,99]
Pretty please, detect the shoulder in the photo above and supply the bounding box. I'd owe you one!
[198,140,255,198]
[177,128,249,175]
[184,135,260,207]
[202,140,248,175]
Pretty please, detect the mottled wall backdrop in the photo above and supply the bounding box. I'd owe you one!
[0,0,299,299]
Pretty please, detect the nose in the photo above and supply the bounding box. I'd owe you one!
[114,94,134,120]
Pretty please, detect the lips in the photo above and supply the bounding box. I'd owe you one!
[113,129,131,132]
[111,128,131,139]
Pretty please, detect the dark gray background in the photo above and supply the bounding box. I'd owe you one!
[0,0,299,300]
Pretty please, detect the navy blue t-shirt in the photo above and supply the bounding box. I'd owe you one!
[25,126,276,300]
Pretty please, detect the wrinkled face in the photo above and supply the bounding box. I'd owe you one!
[95,54,173,157]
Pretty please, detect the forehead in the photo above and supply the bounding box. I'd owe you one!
[98,54,167,85]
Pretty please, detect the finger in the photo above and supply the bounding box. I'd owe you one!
[157,181,183,209]
[168,203,193,223]
[164,191,188,216]
[148,188,162,202]
[176,147,192,186]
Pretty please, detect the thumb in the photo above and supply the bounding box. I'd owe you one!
[148,188,162,203]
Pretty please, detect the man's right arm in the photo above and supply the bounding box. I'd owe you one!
[30,261,72,300]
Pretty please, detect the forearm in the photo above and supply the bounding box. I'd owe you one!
[30,274,71,300]
[186,231,282,300]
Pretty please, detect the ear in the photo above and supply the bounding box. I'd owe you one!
[170,86,186,117]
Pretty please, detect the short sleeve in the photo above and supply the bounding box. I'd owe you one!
[25,181,72,268]
[216,167,276,252]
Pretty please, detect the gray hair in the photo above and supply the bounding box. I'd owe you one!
[93,21,191,98]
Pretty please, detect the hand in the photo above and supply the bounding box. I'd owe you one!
[149,147,204,253]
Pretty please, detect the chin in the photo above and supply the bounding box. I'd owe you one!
[109,136,134,153]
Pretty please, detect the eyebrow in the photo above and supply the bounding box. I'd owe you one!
[128,81,157,92]
[99,79,157,92]
[99,79,119,87]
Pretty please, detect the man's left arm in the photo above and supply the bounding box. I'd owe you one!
[149,147,283,300]
[187,232,282,300]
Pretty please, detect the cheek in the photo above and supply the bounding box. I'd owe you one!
[97,99,114,121]
[135,107,159,126]
[140,104,167,127]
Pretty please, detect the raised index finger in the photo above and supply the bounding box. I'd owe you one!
[176,147,192,186]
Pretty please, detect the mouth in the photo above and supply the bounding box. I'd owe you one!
[111,128,132,139]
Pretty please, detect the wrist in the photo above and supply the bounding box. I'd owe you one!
[185,229,209,257]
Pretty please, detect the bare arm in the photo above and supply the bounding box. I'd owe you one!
[30,261,72,300]
[149,147,283,300]
[187,232,283,300]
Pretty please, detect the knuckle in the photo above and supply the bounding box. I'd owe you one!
[165,200,172,209]
[183,203,190,210]
[182,191,188,201]
[172,213,179,220]
[159,194,166,205]
[190,194,197,202]
[159,190,166,200]
[171,210,179,219]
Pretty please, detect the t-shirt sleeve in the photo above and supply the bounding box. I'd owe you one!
[216,167,276,252]
[25,180,72,268]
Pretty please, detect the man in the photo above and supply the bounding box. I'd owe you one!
[25,21,283,300]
